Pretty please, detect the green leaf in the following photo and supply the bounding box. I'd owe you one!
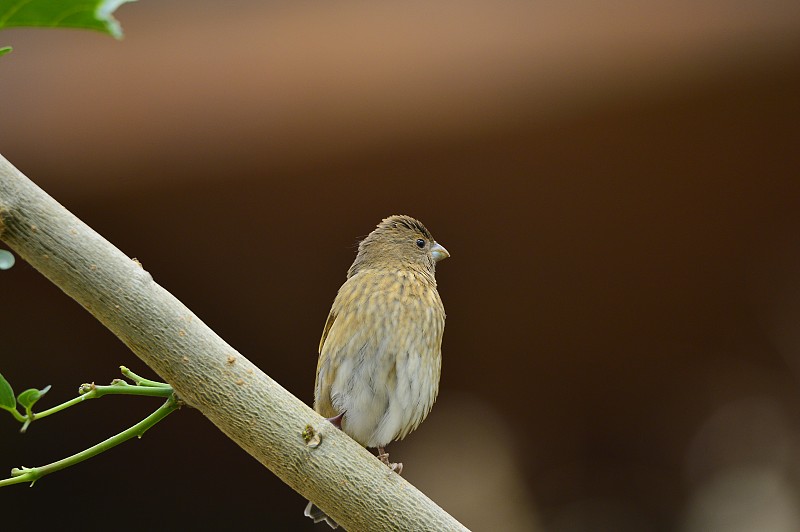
[0,372,15,411]
[0,250,15,270]
[0,46,11,56]
[16,385,51,410]
[0,0,135,38]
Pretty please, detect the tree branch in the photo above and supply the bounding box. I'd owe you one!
[0,153,468,531]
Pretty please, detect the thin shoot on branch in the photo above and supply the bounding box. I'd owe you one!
[0,367,180,487]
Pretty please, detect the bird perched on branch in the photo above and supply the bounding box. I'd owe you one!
[304,215,449,528]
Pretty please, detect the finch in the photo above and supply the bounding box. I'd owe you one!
[304,215,449,528]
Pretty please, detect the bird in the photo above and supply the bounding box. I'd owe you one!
[304,214,449,528]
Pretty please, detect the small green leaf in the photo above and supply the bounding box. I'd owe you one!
[0,0,134,38]
[0,46,11,56]
[0,250,14,270]
[0,372,16,411]
[16,385,51,410]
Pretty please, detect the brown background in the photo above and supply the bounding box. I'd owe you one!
[2,2,800,530]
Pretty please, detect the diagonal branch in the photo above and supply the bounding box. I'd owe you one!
[0,154,468,532]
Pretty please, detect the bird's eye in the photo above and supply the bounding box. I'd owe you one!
[416,239,425,248]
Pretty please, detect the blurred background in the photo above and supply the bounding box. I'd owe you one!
[2,1,800,530]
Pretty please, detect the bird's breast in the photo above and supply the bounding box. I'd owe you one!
[317,269,445,446]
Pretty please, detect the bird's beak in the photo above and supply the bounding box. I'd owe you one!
[431,242,450,262]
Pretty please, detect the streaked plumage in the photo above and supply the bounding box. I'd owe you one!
[305,215,449,528]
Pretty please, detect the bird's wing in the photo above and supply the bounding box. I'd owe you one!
[315,307,340,418]
[319,308,337,355]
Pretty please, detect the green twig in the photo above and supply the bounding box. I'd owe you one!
[0,394,180,488]
[30,382,173,423]
[8,367,174,434]
[120,366,170,387]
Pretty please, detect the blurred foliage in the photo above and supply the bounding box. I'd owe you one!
[0,0,132,53]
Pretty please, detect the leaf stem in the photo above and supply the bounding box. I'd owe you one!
[6,407,26,423]
[0,394,180,488]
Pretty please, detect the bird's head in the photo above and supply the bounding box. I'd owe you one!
[348,215,449,278]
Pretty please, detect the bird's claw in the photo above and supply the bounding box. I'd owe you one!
[377,448,403,475]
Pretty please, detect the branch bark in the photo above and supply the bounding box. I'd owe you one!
[0,154,468,531]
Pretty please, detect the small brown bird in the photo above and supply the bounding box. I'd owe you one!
[304,215,449,528]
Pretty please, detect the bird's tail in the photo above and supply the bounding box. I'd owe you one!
[304,500,339,529]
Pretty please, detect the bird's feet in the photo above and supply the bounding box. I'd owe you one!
[377,447,403,475]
